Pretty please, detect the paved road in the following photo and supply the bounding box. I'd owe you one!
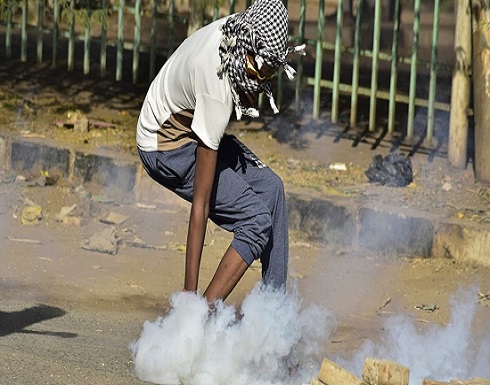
[2,171,490,385]
[1,299,153,385]
[0,178,321,385]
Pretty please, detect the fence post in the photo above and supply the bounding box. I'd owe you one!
[331,0,343,124]
[168,0,175,56]
[350,0,363,128]
[100,0,108,77]
[6,2,13,59]
[426,0,440,144]
[448,0,471,169]
[116,0,125,81]
[368,0,382,132]
[387,0,400,134]
[313,0,325,119]
[406,0,420,139]
[294,0,306,113]
[133,0,141,84]
[471,0,490,182]
[21,0,27,61]
[150,0,158,80]
[68,0,75,71]
[37,0,45,63]
[275,0,288,109]
[84,0,91,75]
[52,0,59,67]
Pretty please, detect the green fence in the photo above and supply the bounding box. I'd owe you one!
[1,0,457,143]
[291,0,454,143]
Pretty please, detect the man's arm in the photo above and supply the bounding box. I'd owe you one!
[183,140,217,292]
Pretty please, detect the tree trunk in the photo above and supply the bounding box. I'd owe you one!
[448,0,472,169]
[472,0,490,183]
[187,0,206,37]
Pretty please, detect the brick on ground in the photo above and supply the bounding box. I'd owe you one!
[318,357,364,385]
[362,358,410,385]
[422,380,450,385]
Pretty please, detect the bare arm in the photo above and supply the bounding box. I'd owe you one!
[183,140,217,292]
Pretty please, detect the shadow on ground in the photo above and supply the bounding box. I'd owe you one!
[0,304,77,338]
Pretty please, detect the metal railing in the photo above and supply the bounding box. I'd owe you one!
[1,0,457,144]
[290,0,454,143]
[2,0,191,82]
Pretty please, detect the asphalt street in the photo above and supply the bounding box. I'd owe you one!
[1,300,152,385]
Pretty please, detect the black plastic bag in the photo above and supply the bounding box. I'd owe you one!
[365,153,413,187]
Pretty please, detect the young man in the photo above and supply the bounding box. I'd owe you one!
[136,0,304,304]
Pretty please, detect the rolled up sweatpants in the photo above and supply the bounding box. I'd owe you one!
[138,134,288,288]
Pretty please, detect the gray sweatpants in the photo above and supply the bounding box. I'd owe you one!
[138,134,288,288]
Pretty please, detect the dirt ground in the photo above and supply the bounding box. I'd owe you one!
[1,59,490,383]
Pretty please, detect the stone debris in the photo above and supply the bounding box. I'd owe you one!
[67,110,88,132]
[54,109,116,132]
[92,195,115,204]
[125,236,154,249]
[363,358,409,385]
[21,204,43,225]
[122,235,168,250]
[329,162,347,171]
[136,203,157,210]
[310,357,490,385]
[56,204,77,222]
[7,236,41,244]
[317,357,363,385]
[14,175,26,183]
[62,216,82,226]
[81,227,118,255]
[75,185,91,200]
[376,297,392,314]
[442,181,453,192]
[478,291,490,305]
[414,303,439,312]
[0,172,18,184]
[100,211,130,225]
[24,174,58,187]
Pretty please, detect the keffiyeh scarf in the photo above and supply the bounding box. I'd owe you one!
[216,0,305,119]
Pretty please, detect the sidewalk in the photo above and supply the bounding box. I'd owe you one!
[1,117,489,267]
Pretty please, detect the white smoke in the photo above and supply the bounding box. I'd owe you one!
[130,282,335,385]
[335,286,490,384]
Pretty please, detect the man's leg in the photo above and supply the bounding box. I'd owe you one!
[256,172,288,287]
[215,135,289,288]
[203,245,248,303]
[139,138,288,297]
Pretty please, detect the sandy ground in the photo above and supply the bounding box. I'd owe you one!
[1,165,490,384]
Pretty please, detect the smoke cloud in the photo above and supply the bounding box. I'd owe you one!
[130,282,335,385]
[336,286,490,384]
[130,275,489,385]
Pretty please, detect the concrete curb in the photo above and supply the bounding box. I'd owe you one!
[2,134,489,266]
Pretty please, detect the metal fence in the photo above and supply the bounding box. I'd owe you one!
[1,0,457,143]
[295,0,454,144]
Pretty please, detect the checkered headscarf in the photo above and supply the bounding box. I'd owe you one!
[217,0,305,119]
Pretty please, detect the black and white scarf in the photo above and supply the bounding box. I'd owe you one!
[217,0,305,119]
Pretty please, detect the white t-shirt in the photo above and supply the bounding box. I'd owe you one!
[136,18,234,152]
